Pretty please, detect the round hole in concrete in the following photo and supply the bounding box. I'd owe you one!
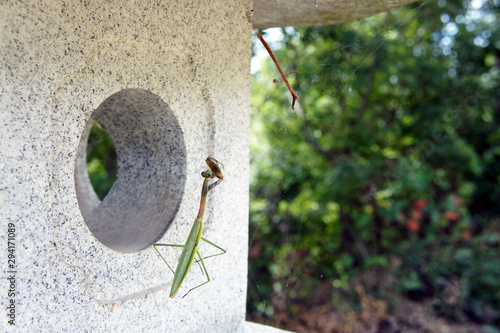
[74,89,187,253]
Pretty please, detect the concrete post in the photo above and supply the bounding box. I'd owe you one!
[0,1,282,331]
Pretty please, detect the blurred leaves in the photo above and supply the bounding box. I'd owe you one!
[248,0,500,328]
[86,121,117,200]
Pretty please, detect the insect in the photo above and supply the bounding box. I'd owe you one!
[154,157,226,298]
[257,33,300,109]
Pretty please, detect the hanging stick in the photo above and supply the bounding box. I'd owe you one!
[273,71,297,83]
[257,33,301,110]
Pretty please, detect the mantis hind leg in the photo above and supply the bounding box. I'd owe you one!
[154,243,206,291]
[196,237,227,261]
[181,238,226,298]
[181,250,210,298]
[155,239,226,297]
[192,237,227,268]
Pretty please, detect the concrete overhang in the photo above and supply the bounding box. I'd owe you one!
[253,0,419,29]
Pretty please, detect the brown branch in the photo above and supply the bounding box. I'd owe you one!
[283,48,336,162]
[257,33,300,109]
[335,81,347,114]
[355,55,378,120]
[299,105,336,162]
[341,208,370,265]
[287,51,335,162]
[273,71,297,83]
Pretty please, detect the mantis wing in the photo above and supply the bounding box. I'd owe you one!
[169,218,203,298]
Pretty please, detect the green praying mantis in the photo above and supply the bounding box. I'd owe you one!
[154,157,226,298]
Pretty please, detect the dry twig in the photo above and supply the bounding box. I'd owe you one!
[257,33,300,109]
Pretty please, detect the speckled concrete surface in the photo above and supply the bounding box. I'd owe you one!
[1,0,254,331]
[253,0,418,29]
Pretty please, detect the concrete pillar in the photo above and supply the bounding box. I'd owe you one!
[0,1,281,331]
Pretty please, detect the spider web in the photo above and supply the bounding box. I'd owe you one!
[247,0,497,329]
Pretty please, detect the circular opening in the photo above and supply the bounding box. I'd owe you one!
[74,89,187,253]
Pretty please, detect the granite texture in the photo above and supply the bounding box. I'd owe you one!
[1,0,255,331]
[253,0,419,29]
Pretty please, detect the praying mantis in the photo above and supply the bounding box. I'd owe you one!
[154,157,226,298]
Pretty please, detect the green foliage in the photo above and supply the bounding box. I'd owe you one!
[249,0,500,327]
[395,231,500,323]
[86,121,117,200]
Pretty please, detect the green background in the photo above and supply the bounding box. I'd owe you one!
[87,1,500,330]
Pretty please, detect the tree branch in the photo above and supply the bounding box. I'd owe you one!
[295,102,336,161]
[355,48,379,120]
